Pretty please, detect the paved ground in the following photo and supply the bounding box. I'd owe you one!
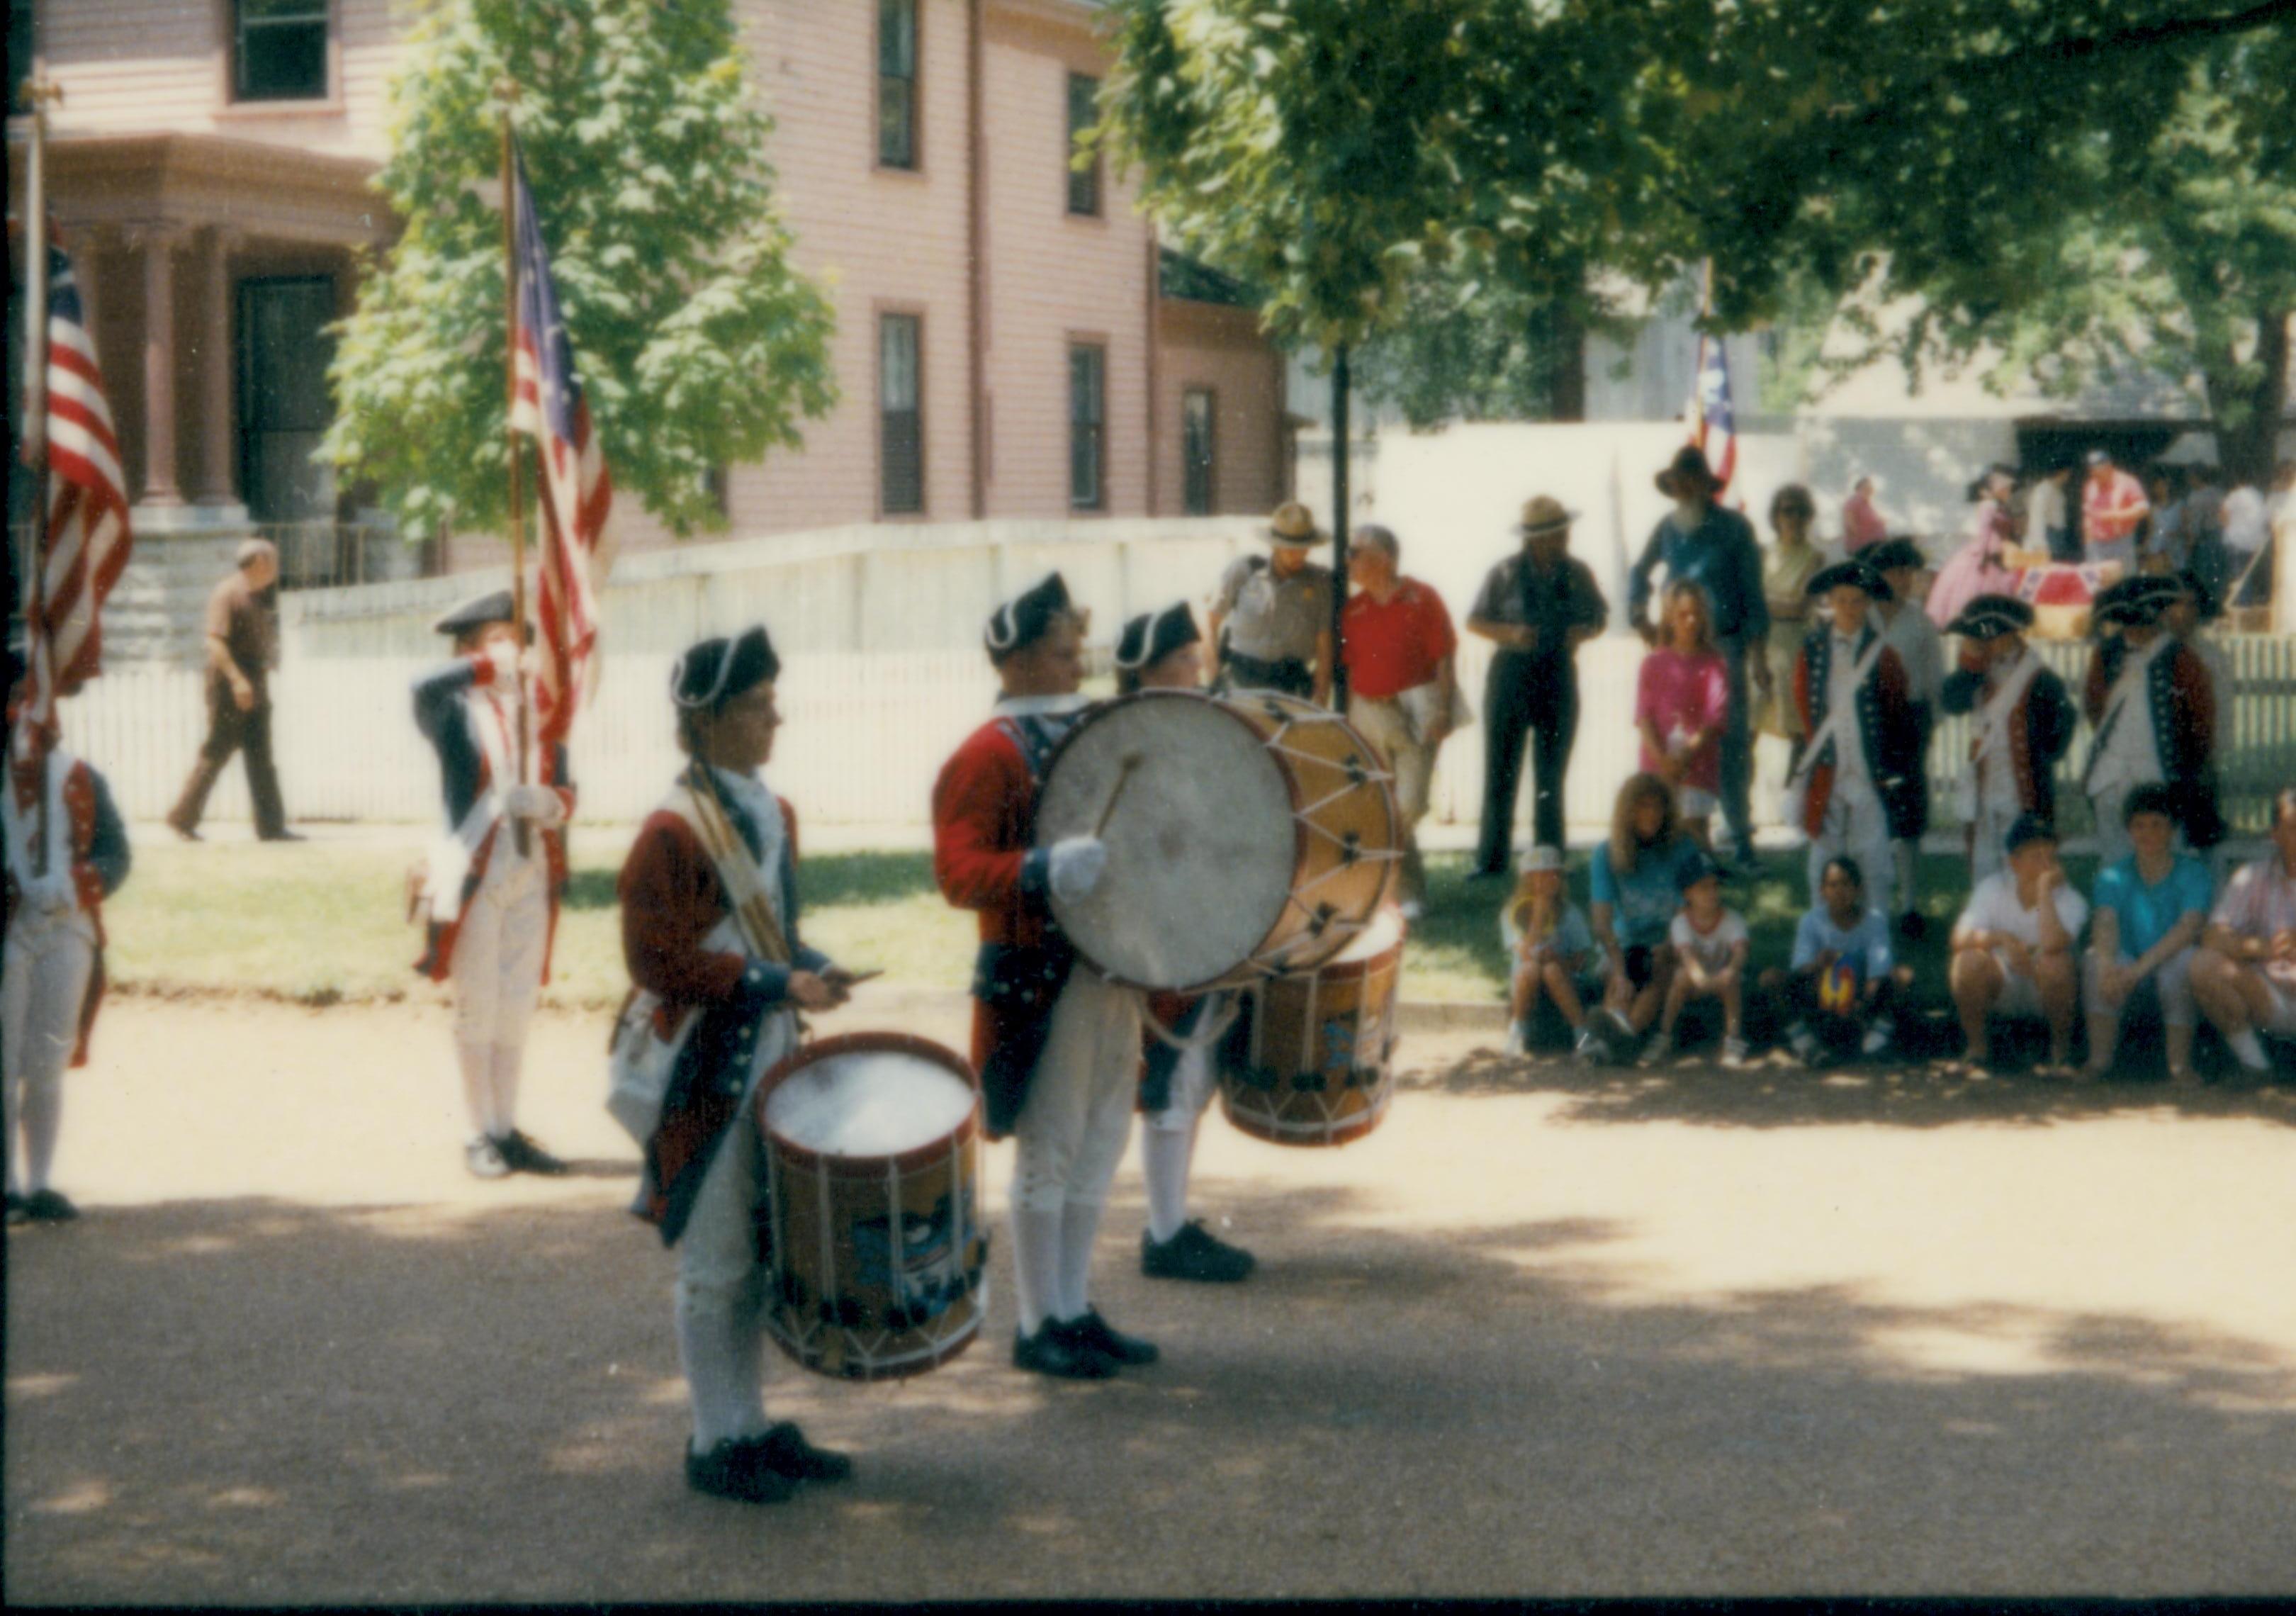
[8,993,2296,1601]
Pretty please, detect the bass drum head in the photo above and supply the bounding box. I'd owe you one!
[1037,692,1296,991]
[763,1043,977,1158]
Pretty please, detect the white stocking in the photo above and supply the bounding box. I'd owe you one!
[20,1063,62,1194]
[1141,1123,1195,1245]
[675,1293,767,1454]
[1057,1196,1105,1321]
[1009,1202,1064,1336]
[489,1043,524,1135]
[456,1037,499,1138]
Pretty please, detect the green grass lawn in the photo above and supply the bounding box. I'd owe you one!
[105,832,2052,1013]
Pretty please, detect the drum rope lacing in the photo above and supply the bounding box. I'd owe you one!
[1142,994,1244,1053]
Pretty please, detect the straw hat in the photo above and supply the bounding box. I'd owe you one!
[1265,501,1324,547]
[1517,495,1577,538]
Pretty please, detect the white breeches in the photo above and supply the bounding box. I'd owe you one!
[1347,695,1435,828]
[1807,771,1893,909]
[1146,1042,1219,1135]
[1011,966,1143,1216]
[2085,946,2197,1030]
[3,916,96,1196]
[451,858,548,1052]
[1969,797,2021,883]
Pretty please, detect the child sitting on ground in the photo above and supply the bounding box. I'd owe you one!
[1652,855,1750,1065]
[1502,843,1606,1060]
[1760,854,1913,1067]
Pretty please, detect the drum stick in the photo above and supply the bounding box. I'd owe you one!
[1093,752,1144,838]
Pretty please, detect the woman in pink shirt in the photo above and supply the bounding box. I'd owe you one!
[1636,581,1730,849]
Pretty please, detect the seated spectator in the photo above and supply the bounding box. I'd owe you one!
[2083,784,2212,1084]
[1762,855,1913,1069]
[1502,843,1606,1061]
[1650,854,1750,1066]
[1635,580,1730,849]
[1587,773,1702,1063]
[2192,786,2296,1077]
[1949,812,2087,1074]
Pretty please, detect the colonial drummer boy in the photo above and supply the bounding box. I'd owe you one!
[412,590,575,1180]
[933,572,1161,1382]
[612,624,862,1505]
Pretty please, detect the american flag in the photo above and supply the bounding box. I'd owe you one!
[13,228,132,761]
[1689,327,1737,493]
[508,147,617,747]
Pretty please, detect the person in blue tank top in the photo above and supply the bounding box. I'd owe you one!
[2084,783,2215,1084]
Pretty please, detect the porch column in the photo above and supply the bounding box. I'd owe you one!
[193,225,240,507]
[138,227,186,507]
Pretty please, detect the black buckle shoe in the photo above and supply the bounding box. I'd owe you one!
[1142,1221,1256,1283]
[753,1421,852,1483]
[1012,1323,1118,1380]
[23,1189,78,1223]
[686,1438,797,1504]
[494,1130,570,1176]
[1068,1308,1159,1367]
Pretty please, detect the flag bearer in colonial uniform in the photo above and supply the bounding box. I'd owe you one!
[612,624,861,1505]
[1940,594,2077,882]
[933,573,1161,1380]
[2081,578,2219,868]
[412,590,574,1180]
[4,685,130,1226]
[1115,603,1256,1286]
[1784,561,1924,908]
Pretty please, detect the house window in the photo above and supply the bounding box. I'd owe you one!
[700,466,730,522]
[9,0,35,114]
[878,0,917,169]
[880,313,923,515]
[234,0,330,103]
[1065,73,1101,216]
[1182,388,1215,515]
[238,276,339,522]
[1069,343,1105,510]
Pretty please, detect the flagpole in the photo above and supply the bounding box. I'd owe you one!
[499,86,531,857]
[19,75,61,875]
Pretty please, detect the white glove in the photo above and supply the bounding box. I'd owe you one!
[1047,836,1108,904]
[482,639,522,685]
[505,784,565,826]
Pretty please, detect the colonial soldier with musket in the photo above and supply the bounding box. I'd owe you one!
[933,573,1161,1380]
[2082,576,2222,867]
[1940,593,2076,882]
[612,624,862,1504]
[1208,501,1335,702]
[412,590,575,1179]
[1785,561,1924,907]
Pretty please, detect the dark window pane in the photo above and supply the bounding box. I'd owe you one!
[1067,74,1101,215]
[878,0,915,75]
[1069,346,1104,509]
[1183,390,1215,516]
[236,0,329,102]
[9,0,34,116]
[878,0,916,168]
[240,276,339,521]
[882,315,923,514]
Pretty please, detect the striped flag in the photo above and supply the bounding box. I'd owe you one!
[13,228,133,761]
[508,147,617,747]
[1689,328,1738,493]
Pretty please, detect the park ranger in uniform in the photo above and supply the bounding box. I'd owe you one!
[1208,502,1336,702]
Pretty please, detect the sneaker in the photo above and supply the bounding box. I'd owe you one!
[1398,899,1426,922]
[494,1130,569,1176]
[1859,1021,1894,1059]
[2228,1028,2272,1073]
[1721,1035,1750,1068]
[1636,1037,1670,1070]
[1787,1026,1820,1065]
[1013,1323,1118,1380]
[23,1189,78,1222]
[686,1437,797,1505]
[1068,1308,1159,1367]
[1142,1221,1256,1283]
[1502,1021,1529,1059]
[751,1421,852,1483]
[1572,1026,1606,1066]
[465,1135,510,1179]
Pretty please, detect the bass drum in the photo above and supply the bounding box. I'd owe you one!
[755,1034,988,1381]
[1219,904,1405,1148]
[1035,689,1397,992]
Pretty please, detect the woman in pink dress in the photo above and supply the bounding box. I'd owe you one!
[1926,463,2023,629]
[1635,581,1731,849]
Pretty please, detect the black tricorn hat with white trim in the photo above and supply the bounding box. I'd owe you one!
[1115,600,1200,674]
[1806,560,1894,602]
[984,571,1076,663]
[1864,537,1928,573]
[1945,593,2035,640]
[673,624,780,712]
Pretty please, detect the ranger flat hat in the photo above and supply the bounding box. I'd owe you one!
[1806,559,1894,602]
[1265,501,1324,547]
[1518,495,1578,537]
[433,589,520,636]
[1115,600,1200,674]
[985,571,1078,662]
[1946,593,2035,640]
[1864,537,1929,573]
[673,624,780,712]
[1655,445,1723,498]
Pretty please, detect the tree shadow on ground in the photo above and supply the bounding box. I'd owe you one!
[7,1180,2294,1602]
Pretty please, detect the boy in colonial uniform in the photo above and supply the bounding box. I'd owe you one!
[1784,561,1923,909]
[4,686,130,1225]
[2081,579,2218,867]
[412,591,573,1179]
[613,624,861,1504]
[933,573,1161,1379]
[1940,594,2076,882]
[1866,539,1943,936]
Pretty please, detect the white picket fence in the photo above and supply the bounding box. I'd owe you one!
[61,634,2296,831]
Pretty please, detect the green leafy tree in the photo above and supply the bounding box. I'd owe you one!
[323,0,836,539]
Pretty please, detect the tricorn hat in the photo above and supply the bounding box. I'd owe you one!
[1518,495,1578,537]
[1655,445,1723,498]
[2091,577,2164,630]
[673,624,780,712]
[1864,537,1928,574]
[1945,593,2034,641]
[985,571,1079,663]
[1115,600,1200,675]
[1806,560,1894,602]
[1265,501,1324,548]
[433,589,524,639]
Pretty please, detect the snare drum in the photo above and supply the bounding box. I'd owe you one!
[1035,690,1398,992]
[1220,904,1405,1147]
[756,1034,988,1381]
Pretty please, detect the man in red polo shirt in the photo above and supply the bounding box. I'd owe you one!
[1342,523,1459,917]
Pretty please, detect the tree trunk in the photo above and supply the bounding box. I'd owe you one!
[2211,304,2291,485]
